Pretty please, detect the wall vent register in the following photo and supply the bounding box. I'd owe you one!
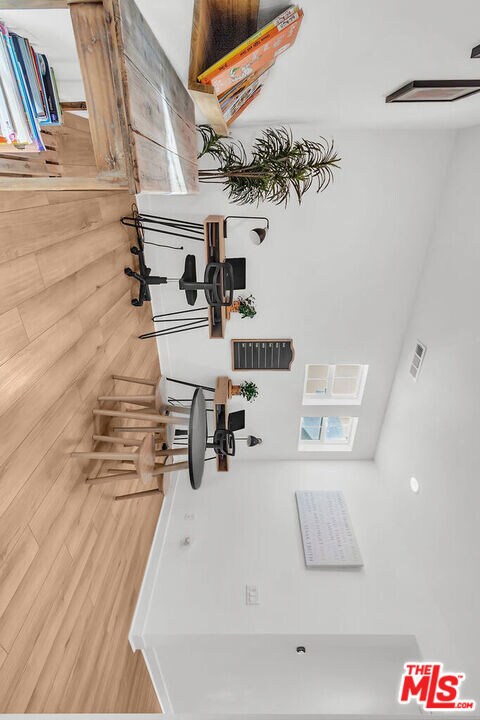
[409,341,426,381]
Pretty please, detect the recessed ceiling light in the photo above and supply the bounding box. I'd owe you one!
[410,476,420,494]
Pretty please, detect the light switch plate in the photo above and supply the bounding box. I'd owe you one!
[245,585,259,605]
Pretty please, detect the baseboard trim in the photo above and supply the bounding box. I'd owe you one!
[129,471,179,651]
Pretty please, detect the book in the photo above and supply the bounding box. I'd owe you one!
[30,46,49,122]
[201,9,303,96]
[218,60,273,108]
[0,23,34,147]
[11,34,45,120]
[226,85,262,126]
[50,66,63,125]
[0,21,63,152]
[37,53,61,125]
[2,24,45,150]
[198,5,299,84]
[0,76,15,143]
[223,76,264,123]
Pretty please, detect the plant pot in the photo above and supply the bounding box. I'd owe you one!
[228,381,242,398]
[225,301,241,320]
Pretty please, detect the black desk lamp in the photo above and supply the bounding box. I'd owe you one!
[223,216,269,245]
[238,435,263,447]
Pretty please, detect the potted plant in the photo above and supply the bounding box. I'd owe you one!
[226,294,257,319]
[229,380,259,402]
[197,125,340,206]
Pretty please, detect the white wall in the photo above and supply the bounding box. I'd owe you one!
[375,124,480,704]
[139,459,443,714]
[143,460,445,641]
[150,633,420,715]
[140,126,454,460]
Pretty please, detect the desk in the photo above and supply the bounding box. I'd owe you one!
[204,215,227,339]
[188,388,207,489]
[214,376,230,472]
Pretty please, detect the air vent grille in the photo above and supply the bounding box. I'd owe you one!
[410,340,426,381]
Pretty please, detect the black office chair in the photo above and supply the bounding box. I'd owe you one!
[125,254,235,309]
[207,428,236,457]
[179,255,235,308]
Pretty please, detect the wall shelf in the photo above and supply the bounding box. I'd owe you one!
[189,0,260,136]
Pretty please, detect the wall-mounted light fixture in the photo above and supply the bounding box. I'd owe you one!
[223,216,270,245]
[410,476,420,493]
[236,435,263,447]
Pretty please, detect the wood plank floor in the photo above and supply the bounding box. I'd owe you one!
[0,161,162,709]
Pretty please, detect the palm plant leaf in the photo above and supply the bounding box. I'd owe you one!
[196,124,340,206]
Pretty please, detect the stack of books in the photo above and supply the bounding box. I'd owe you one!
[197,5,303,126]
[0,21,62,153]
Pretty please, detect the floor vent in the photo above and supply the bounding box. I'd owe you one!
[410,341,426,381]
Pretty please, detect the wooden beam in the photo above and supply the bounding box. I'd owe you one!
[0,0,94,7]
[69,1,128,181]
[61,101,88,111]
[0,176,128,191]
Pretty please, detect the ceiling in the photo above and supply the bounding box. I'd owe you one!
[2,0,480,130]
[139,0,480,129]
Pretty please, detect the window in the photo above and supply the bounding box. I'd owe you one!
[298,416,358,452]
[303,364,368,405]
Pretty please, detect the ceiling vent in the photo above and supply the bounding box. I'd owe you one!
[410,341,426,381]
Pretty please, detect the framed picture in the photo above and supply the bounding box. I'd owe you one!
[386,80,480,103]
[231,339,294,371]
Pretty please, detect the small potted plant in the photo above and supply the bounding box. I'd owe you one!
[226,295,257,319]
[229,380,259,402]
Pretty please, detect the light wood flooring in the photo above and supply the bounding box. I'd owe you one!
[0,119,163,712]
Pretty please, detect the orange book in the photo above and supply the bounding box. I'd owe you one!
[205,10,303,96]
[226,85,262,126]
[218,60,274,108]
[198,5,299,84]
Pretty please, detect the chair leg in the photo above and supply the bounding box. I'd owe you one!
[92,434,129,444]
[152,460,189,475]
[112,425,162,433]
[72,450,137,462]
[112,374,157,387]
[97,394,154,405]
[93,408,188,426]
[166,377,215,392]
[114,488,163,501]
[86,471,139,485]
[106,466,137,473]
[154,448,188,458]
[163,403,190,415]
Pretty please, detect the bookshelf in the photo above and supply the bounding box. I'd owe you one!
[189,0,260,137]
[0,0,198,194]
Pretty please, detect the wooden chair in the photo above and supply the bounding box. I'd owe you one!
[99,373,190,413]
[94,373,190,428]
[72,433,188,501]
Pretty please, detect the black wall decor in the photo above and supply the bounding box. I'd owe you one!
[232,339,294,371]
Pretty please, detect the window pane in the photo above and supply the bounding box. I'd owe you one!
[324,416,353,443]
[300,417,322,440]
[335,364,361,378]
[306,379,327,395]
[332,376,358,396]
[307,364,329,380]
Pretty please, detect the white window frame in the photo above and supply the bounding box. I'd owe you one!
[303,364,368,406]
[298,416,359,452]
